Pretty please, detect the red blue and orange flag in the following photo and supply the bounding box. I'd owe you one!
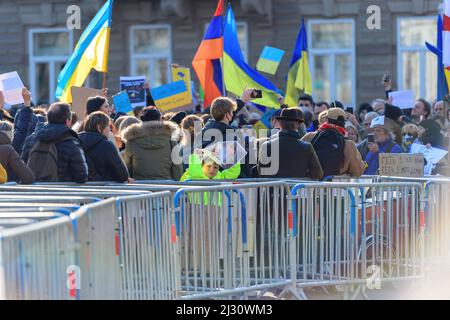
[192,0,224,108]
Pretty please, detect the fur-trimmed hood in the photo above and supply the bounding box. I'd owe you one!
[122,120,180,142]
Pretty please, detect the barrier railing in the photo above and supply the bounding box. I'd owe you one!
[290,181,423,299]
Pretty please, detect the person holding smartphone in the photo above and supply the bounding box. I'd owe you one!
[364,116,402,175]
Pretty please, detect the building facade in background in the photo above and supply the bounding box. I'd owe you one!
[0,0,440,108]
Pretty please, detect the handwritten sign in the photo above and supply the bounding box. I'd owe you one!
[379,153,424,177]
[150,80,193,112]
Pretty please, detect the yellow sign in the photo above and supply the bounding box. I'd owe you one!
[171,65,192,96]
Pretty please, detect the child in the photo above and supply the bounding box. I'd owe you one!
[180,149,240,181]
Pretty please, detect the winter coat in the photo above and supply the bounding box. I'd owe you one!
[0,131,35,184]
[121,121,183,180]
[12,105,42,154]
[302,130,366,177]
[79,131,129,183]
[257,129,323,180]
[21,123,88,183]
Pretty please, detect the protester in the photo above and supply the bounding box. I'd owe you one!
[0,121,35,184]
[298,93,314,113]
[21,103,88,183]
[121,117,183,180]
[175,115,203,170]
[346,122,360,144]
[364,116,402,175]
[357,111,382,159]
[358,102,374,124]
[310,101,329,132]
[12,88,43,154]
[86,96,112,116]
[372,99,386,115]
[79,112,129,182]
[169,111,188,126]
[410,99,431,124]
[258,108,323,179]
[318,110,328,125]
[401,123,419,153]
[302,108,365,177]
[180,149,240,181]
[418,119,446,149]
[432,100,445,118]
[140,107,162,122]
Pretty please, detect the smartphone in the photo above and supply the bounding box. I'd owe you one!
[368,134,375,143]
[383,72,391,83]
[251,89,263,99]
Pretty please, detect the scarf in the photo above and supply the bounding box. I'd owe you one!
[319,122,347,136]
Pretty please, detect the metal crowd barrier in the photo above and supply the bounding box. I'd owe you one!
[290,181,423,299]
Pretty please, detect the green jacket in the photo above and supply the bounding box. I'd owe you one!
[180,154,241,181]
[122,121,183,180]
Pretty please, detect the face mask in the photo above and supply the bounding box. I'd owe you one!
[402,134,414,145]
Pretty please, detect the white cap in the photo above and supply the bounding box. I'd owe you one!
[370,116,385,128]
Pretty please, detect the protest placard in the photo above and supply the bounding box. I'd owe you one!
[379,153,424,177]
[71,86,102,120]
[112,91,133,114]
[388,90,415,109]
[150,80,193,112]
[410,143,448,175]
[120,76,146,108]
[171,65,192,96]
[0,71,25,105]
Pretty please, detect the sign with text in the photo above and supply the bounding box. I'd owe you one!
[150,80,193,112]
[379,153,424,177]
[120,76,146,108]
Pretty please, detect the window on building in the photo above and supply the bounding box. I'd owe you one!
[308,19,355,107]
[397,17,437,102]
[203,21,248,62]
[29,29,73,105]
[130,25,172,88]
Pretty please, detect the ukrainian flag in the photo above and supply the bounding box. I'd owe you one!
[55,0,113,103]
[223,4,280,108]
[285,18,312,107]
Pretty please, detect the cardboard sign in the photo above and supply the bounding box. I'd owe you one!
[150,80,193,112]
[0,71,25,105]
[379,153,424,177]
[120,76,146,108]
[71,86,102,120]
[112,91,133,114]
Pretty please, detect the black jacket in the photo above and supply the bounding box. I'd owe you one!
[12,105,44,154]
[21,123,88,183]
[257,130,323,180]
[201,119,236,149]
[79,131,129,183]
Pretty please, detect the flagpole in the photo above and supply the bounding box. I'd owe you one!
[102,0,114,91]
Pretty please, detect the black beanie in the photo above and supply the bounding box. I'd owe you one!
[86,96,107,115]
[140,108,162,122]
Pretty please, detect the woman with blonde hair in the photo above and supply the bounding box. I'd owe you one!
[345,122,360,144]
[401,123,419,152]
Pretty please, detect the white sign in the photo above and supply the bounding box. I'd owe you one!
[0,71,25,105]
[410,143,448,175]
[388,90,415,109]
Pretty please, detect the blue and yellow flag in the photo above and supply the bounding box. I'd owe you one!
[55,0,113,103]
[285,18,312,107]
[223,4,280,108]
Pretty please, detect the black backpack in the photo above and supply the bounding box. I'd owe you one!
[311,129,346,177]
[27,136,72,182]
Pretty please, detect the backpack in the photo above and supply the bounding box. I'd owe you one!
[27,136,72,182]
[311,129,346,177]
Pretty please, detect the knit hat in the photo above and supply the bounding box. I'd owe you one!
[169,111,187,125]
[86,96,107,115]
[140,108,162,122]
[385,103,403,121]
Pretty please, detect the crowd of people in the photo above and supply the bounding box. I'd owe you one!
[0,77,449,185]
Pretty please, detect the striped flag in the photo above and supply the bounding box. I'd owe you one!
[192,0,224,108]
[285,18,312,107]
[55,0,113,103]
[443,1,450,93]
